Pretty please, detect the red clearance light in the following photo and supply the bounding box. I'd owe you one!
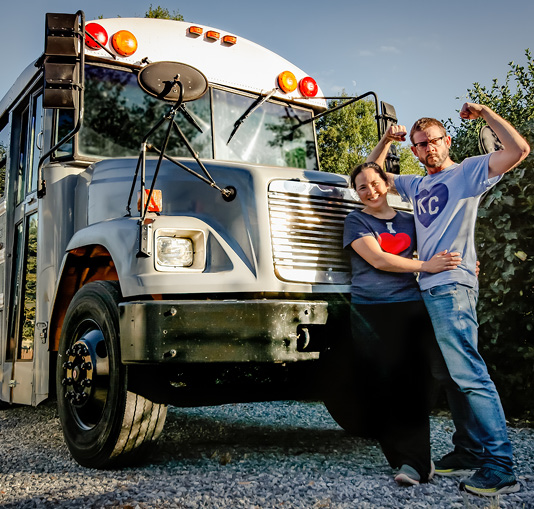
[222,35,237,45]
[138,190,162,213]
[189,26,203,36]
[278,71,298,93]
[85,22,108,50]
[206,30,220,40]
[299,76,318,97]
[111,30,138,57]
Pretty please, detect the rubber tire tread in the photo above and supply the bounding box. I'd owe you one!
[57,280,167,468]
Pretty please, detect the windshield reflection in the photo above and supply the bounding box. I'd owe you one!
[213,89,317,170]
[71,64,317,170]
[79,65,212,159]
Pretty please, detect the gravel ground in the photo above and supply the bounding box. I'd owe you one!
[0,399,533,508]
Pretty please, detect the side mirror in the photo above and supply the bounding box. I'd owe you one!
[478,125,503,154]
[380,101,400,174]
[43,12,83,109]
[38,11,85,199]
[379,101,398,137]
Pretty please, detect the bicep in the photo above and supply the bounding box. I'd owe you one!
[487,150,522,178]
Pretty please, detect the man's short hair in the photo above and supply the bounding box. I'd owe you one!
[410,118,447,144]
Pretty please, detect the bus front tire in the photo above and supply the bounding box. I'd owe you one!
[56,281,167,469]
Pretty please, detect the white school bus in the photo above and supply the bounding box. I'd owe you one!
[0,11,403,467]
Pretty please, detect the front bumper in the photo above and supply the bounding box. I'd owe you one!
[119,299,329,364]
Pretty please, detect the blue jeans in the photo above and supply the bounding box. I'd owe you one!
[421,283,514,475]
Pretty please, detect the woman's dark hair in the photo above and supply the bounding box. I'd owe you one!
[349,162,388,189]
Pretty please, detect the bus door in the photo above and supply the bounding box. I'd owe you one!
[1,89,44,405]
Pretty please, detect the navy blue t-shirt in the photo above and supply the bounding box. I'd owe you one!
[343,209,421,304]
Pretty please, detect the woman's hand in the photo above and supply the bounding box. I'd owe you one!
[420,250,462,273]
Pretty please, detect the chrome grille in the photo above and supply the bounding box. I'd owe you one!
[268,180,359,284]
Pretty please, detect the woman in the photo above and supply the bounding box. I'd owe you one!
[343,161,461,486]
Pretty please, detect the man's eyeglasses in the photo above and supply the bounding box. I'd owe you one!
[413,136,445,150]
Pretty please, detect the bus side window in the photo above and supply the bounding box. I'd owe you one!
[11,91,44,203]
[54,110,74,158]
[0,120,9,198]
[28,93,43,193]
[15,107,29,205]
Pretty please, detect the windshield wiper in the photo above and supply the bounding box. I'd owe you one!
[227,88,276,144]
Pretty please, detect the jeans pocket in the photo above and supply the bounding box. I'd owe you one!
[427,283,458,298]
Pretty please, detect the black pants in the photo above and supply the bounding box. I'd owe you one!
[350,300,434,482]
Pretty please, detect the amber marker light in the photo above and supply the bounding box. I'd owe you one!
[222,35,237,45]
[206,30,220,40]
[85,22,108,49]
[299,76,318,97]
[278,71,298,93]
[111,30,138,57]
[188,26,203,36]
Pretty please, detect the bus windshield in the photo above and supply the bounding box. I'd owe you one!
[68,64,318,170]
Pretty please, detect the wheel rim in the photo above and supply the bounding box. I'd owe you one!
[60,320,111,430]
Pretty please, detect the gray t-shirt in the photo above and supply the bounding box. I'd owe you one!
[394,154,501,291]
[343,209,421,304]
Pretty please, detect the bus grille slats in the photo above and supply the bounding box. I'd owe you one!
[268,185,358,284]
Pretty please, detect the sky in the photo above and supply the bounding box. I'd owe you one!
[1,0,533,136]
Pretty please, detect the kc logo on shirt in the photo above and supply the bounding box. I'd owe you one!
[415,184,449,227]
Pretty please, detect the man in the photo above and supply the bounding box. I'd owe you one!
[366,102,530,496]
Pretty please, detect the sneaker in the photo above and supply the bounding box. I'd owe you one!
[434,450,483,476]
[428,460,435,481]
[459,467,520,496]
[395,464,420,486]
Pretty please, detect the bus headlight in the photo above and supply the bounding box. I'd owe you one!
[155,229,206,272]
[157,237,193,267]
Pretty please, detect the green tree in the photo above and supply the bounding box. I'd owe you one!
[398,146,424,176]
[446,49,534,419]
[145,4,184,20]
[316,93,422,176]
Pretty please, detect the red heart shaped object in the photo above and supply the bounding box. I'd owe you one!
[378,232,411,255]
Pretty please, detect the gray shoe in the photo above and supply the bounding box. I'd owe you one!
[395,464,420,486]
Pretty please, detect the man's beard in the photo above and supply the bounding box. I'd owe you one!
[424,150,448,169]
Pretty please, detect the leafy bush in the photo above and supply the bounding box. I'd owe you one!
[445,50,534,420]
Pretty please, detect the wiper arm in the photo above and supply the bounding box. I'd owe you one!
[227,88,277,144]
[179,104,203,133]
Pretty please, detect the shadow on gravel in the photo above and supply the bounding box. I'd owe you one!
[146,402,378,466]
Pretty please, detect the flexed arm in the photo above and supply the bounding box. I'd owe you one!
[366,125,407,189]
[460,103,530,178]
